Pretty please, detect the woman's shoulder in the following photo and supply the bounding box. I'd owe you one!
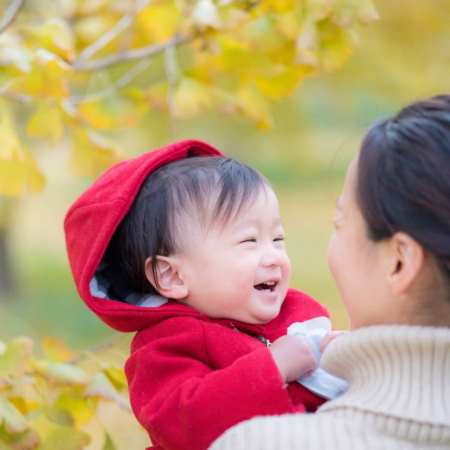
[208,411,401,450]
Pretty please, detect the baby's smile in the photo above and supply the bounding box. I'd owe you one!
[254,280,279,292]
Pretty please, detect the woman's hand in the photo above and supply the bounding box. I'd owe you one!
[270,335,318,383]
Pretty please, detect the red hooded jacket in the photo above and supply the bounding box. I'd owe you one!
[64,140,329,450]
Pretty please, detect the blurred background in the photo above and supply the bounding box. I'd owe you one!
[0,2,448,446]
[1,0,449,349]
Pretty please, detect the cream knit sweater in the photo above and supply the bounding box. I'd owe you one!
[210,326,450,450]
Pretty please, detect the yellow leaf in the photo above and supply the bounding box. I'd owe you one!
[0,427,40,450]
[317,19,353,72]
[241,16,286,52]
[33,360,89,385]
[24,19,75,61]
[0,158,46,197]
[75,14,117,48]
[76,0,109,16]
[172,78,215,119]
[102,367,127,391]
[357,0,379,23]
[26,103,64,142]
[0,398,28,434]
[0,34,32,73]
[9,376,42,415]
[10,50,71,100]
[259,0,297,14]
[304,0,334,21]
[70,128,122,178]
[0,337,33,379]
[256,65,310,100]
[136,2,181,43]
[275,11,302,40]
[41,337,76,363]
[78,95,144,130]
[54,392,95,427]
[96,400,148,450]
[332,0,379,27]
[0,108,45,196]
[85,373,129,409]
[237,85,273,129]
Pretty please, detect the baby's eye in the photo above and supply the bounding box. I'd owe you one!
[240,238,257,244]
[273,236,285,242]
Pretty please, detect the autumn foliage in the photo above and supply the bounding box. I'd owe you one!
[0,1,378,448]
[0,0,377,195]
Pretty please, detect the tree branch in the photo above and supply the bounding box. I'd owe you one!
[73,34,190,71]
[0,0,25,34]
[76,0,151,63]
[68,59,152,105]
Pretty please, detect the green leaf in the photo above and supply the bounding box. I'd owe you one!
[102,433,117,450]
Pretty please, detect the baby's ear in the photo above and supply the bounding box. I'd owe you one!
[145,256,188,300]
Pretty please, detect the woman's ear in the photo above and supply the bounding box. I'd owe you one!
[387,232,425,295]
[145,256,188,300]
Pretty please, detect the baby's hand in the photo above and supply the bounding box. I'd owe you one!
[270,335,318,383]
[320,330,347,353]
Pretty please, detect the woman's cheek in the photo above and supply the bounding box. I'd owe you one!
[327,232,340,279]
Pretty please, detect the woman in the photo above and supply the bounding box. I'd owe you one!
[210,95,450,450]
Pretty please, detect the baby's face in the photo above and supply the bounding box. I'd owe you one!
[176,186,291,324]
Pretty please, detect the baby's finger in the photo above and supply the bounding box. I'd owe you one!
[320,330,347,352]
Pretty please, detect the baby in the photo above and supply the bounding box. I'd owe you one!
[64,140,342,450]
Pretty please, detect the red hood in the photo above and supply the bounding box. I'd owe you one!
[64,139,229,332]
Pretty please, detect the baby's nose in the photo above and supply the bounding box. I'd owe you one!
[261,247,285,267]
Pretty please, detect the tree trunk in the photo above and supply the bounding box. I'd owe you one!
[0,199,17,299]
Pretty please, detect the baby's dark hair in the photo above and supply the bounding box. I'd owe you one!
[105,156,268,296]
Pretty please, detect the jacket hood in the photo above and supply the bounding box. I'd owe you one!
[64,139,224,332]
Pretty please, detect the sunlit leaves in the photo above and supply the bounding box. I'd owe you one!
[69,128,122,178]
[192,0,222,30]
[0,0,377,197]
[0,106,45,197]
[0,398,28,434]
[8,50,71,100]
[238,85,273,129]
[136,2,181,43]
[26,102,65,142]
[172,77,215,118]
[41,337,77,364]
[22,19,75,62]
[0,336,146,450]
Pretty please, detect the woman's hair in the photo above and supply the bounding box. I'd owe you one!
[356,94,450,283]
[105,156,267,294]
